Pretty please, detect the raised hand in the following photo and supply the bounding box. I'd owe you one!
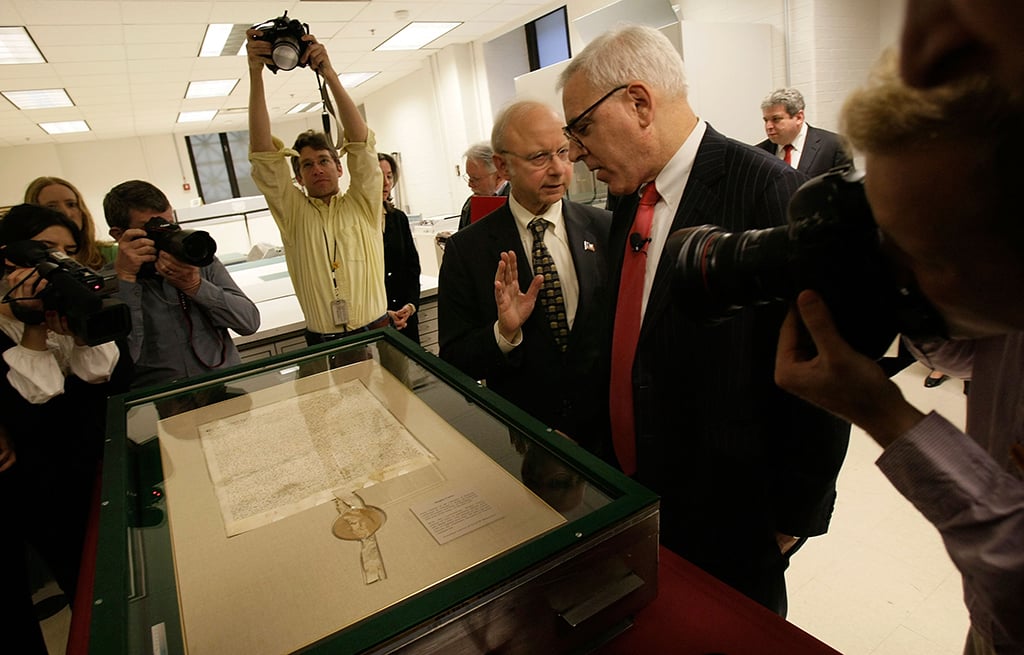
[493,250,542,342]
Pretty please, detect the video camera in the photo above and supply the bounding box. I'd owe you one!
[2,240,131,346]
[667,166,947,360]
[142,217,217,269]
[251,12,310,73]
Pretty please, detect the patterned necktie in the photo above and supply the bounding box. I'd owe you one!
[609,182,660,476]
[529,217,569,352]
[783,143,794,166]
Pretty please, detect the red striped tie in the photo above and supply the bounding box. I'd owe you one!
[609,182,659,476]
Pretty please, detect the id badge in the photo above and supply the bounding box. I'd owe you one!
[331,299,349,327]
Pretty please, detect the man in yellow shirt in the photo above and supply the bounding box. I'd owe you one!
[247,28,387,346]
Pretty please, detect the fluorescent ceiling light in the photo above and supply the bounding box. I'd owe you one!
[186,79,239,99]
[375,22,460,51]
[39,120,89,135]
[339,72,379,88]
[199,23,250,57]
[287,102,323,115]
[2,88,73,110]
[178,110,217,123]
[0,27,45,64]
[200,24,232,57]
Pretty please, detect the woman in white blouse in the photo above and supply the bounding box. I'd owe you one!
[0,204,127,653]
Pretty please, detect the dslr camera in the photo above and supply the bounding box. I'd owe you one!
[142,217,217,271]
[667,166,946,360]
[251,12,310,73]
[2,240,131,346]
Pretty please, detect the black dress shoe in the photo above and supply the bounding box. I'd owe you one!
[924,373,950,388]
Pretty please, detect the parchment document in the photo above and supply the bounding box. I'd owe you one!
[197,380,435,535]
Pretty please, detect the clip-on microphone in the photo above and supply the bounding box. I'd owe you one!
[630,232,651,253]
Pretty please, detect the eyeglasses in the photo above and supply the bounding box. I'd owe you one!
[462,173,494,184]
[562,84,628,149]
[499,147,571,169]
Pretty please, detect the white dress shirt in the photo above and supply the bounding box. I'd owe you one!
[643,119,707,317]
[495,195,579,352]
[776,121,809,170]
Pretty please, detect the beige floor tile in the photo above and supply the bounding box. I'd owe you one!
[900,572,971,651]
[872,625,962,655]
[789,576,907,653]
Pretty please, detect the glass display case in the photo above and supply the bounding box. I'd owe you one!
[91,329,659,654]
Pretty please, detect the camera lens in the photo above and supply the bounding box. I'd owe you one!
[178,231,217,267]
[669,224,793,318]
[666,168,944,360]
[272,36,302,71]
[157,229,216,268]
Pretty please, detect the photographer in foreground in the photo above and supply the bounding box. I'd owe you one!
[103,180,259,390]
[775,53,1024,654]
[0,205,129,653]
[247,24,387,347]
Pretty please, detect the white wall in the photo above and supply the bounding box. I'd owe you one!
[484,27,531,121]
[678,0,789,91]
[0,0,908,238]
[677,0,903,134]
[681,21,774,144]
[363,65,454,219]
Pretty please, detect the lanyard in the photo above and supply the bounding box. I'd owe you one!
[322,224,340,298]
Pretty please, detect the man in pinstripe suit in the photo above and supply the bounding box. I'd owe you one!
[559,25,850,617]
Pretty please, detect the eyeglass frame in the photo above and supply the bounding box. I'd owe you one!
[562,84,629,150]
[461,172,495,184]
[498,146,572,169]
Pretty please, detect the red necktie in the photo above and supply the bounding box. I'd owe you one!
[783,143,794,166]
[609,182,659,476]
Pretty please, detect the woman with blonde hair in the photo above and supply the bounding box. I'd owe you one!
[23,176,117,269]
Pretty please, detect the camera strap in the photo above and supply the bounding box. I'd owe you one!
[2,267,47,325]
[177,290,227,370]
[315,69,337,143]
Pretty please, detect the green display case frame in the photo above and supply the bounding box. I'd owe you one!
[90,328,659,654]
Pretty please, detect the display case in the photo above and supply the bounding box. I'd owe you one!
[92,329,659,654]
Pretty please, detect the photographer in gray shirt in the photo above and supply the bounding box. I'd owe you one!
[103,180,259,391]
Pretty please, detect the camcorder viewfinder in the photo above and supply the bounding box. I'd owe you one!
[666,166,947,360]
[2,240,131,346]
[251,12,310,73]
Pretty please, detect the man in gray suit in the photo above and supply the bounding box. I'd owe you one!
[757,87,852,176]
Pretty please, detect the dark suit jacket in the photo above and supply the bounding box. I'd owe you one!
[756,124,852,177]
[612,124,850,613]
[439,199,612,452]
[383,204,421,343]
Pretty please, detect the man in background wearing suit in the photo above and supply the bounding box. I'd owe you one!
[757,87,852,176]
[457,142,510,230]
[439,101,612,454]
[559,25,850,616]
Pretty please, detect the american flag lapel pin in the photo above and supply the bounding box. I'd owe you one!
[583,240,595,252]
